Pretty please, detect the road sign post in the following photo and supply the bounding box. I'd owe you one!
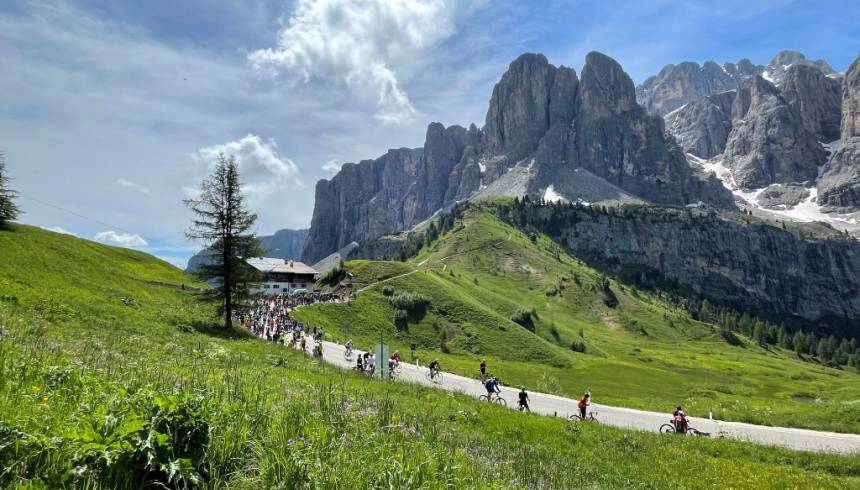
[374,331,389,381]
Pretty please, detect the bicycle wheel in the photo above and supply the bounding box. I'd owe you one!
[588,415,599,424]
[344,351,354,361]
[659,424,676,434]
[494,397,507,407]
[433,372,443,383]
[479,395,489,402]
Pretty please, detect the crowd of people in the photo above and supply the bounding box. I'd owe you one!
[235,292,352,353]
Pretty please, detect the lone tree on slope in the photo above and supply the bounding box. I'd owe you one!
[0,151,21,229]
[185,153,262,329]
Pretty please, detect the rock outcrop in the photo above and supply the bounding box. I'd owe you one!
[186,228,308,273]
[723,76,825,188]
[664,90,735,158]
[763,50,837,86]
[818,51,860,211]
[303,52,736,263]
[517,204,860,325]
[779,64,842,142]
[636,61,740,116]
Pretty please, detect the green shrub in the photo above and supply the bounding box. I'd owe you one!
[510,309,535,332]
[570,341,586,353]
[388,292,430,314]
[381,285,395,296]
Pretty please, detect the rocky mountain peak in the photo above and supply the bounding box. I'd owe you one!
[484,52,565,160]
[303,51,737,263]
[578,51,637,115]
[764,50,836,86]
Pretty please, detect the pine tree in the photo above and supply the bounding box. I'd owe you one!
[792,331,805,355]
[185,153,262,329]
[0,151,21,228]
[777,325,790,349]
[753,323,765,346]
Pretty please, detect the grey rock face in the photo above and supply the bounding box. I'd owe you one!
[636,61,738,116]
[780,64,842,142]
[303,51,737,263]
[484,53,573,162]
[566,52,735,208]
[528,205,860,323]
[756,183,810,209]
[723,76,825,188]
[817,52,860,211]
[722,59,762,83]
[664,90,735,158]
[186,228,308,273]
[843,51,860,140]
[302,147,424,263]
[818,142,860,211]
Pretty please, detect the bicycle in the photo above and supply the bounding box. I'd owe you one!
[659,420,709,437]
[568,411,599,424]
[425,369,443,383]
[479,392,507,406]
[388,364,401,381]
[344,348,355,361]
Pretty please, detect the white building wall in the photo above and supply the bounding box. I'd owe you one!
[252,280,315,295]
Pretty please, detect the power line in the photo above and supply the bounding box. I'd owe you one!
[17,191,141,236]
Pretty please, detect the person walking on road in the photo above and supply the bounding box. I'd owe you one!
[518,387,530,412]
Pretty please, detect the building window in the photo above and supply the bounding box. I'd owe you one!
[272,284,279,289]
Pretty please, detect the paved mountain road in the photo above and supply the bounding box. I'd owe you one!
[300,336,860,455]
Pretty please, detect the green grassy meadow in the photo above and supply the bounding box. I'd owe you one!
[293,205,860,434]
[2,224,860,488]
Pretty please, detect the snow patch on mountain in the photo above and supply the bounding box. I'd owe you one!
[688,153,860,234]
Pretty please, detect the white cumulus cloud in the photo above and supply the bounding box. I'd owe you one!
[193,134,301,203]
[94,230,148,248]
[321,159,344,174]
[43,226,77,236]
[248,0,467,123]
[114,178,150,195]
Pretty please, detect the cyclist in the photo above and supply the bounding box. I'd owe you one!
[673,406,688,434]
[428,359,441,379]
[479,359,487,381]
[518,387,530,412]
[577,392,590,420]
[484,376,500,401]
[389,351,401,373]
[345,339,353,356]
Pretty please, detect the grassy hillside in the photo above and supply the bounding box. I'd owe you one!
[2,224,860,489]
[293,206,860,433]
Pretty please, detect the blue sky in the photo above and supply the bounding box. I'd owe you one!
[1,0,858,267]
